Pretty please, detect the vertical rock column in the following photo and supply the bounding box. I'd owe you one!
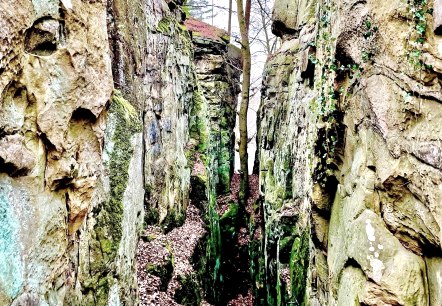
[257,1,318,301]
[184,17,242,304]
[186,17,241,195]
[109,0,197,231]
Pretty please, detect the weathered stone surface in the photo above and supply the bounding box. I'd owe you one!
[0,0,149,304]
[187,18,240,194]
[258,0,442,304]
[109,0,197,229]
[257,29,317,303]
[272,0,317,37]
[434,0,442,35]
[0,0,117,303]
[359,281,403,306]
[0,174,67,305]
[0,134,35,175]
[426,257,442,306]
[380,176,440,255]
[336,266,365,306]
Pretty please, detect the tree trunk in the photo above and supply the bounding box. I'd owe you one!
[211,0,214,25]
[245,0,252,31]
[237,0,251,210]
[228,0,232,36]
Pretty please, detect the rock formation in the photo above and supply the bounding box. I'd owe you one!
[257,0,442,304]
[1,0,442,305]
[0,0,239,304]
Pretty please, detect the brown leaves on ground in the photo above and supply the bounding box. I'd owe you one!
[137,174,261,306]
[137,204,210,306]
[227,290,254,306]
[217,173,260,216]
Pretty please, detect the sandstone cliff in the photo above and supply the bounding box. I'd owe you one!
[0,0,239,305]
[257,0,442,304]
[2,0,442,305]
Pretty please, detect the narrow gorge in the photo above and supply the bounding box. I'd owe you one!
[0,0,442,305]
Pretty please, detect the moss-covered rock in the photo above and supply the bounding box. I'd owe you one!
[289,230,309,305]
[156,16,175,35]
[95,91,141,255]
[85,90,142,301]
[174,274,202,306]
[162,208,186,233]
[146,245,174,291]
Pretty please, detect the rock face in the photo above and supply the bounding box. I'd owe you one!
[257,0,442,305]
[4,0,441,304]
[0,0,239,305]
[186,17,241,194]
[0,0,115,304]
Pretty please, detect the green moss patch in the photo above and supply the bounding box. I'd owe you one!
[96,90,141,255]
[289,230,310,305]
[87,90,141,301]
[156,16,174,35]
[146,245,174,291]
[174,274,202,306]
[162,208,186,233]
[144,206,160,226]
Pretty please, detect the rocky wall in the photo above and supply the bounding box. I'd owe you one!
[0,0,209,304]
[257,0,442,305]
[108,0,197,231]
[0,0,118,304]
[182,17,241,304]
[186,17,241,195]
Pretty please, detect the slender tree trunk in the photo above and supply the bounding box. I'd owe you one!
[245,0,252,31]
[237,0,251,210]
[228,0,232,36]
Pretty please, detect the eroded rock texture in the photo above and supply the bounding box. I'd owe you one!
[186,17,241,194]
[109,0,196,233]
[257,0,442,304]
[0,0,240,304]
[0,0,116,304]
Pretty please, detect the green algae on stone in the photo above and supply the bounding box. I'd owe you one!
[88,90,141,301]
[0,183,23,302]
[96,90,141,254]
[144,205,160,226]
[205,188,223,302]
[219,202,239,246]
[156,16,174,35]
[174,274,202,306]
[289,230,310,305]
[189,89,210,163]
[192,182,223,304]
[190,174,208,213]
[183,21,240,304]
[249,236,266,305]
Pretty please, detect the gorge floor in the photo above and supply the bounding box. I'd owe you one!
[136,174,260,306]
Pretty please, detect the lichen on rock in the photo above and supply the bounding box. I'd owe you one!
[256,0,442,305]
